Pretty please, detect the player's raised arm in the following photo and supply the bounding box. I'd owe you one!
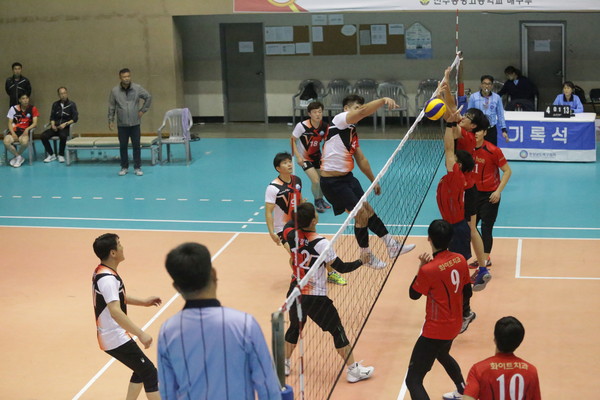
[345,97,397,125]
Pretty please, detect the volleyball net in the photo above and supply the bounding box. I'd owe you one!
[272,55,462,400]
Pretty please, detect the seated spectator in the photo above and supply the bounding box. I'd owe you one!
[498,66,538,111]
[552,81,583,114]
[41,87,79,163]
[5,93,38,168]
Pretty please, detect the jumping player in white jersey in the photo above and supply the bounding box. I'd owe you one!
[320,94,415,268]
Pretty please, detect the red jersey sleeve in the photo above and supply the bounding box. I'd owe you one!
[411,267,431,296]
[32,106,39,117]
[494,146,507,169]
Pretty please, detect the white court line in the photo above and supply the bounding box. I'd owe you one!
[32,196,42,199]
[72,232,241,400]
[396,370,409,400]
[515,238,600,280]
[515,238,523,278]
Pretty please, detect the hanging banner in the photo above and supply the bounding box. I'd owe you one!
[235,0,600,12]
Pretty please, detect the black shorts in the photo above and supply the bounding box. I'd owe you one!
[449,219,471,261]
[105,339,158,391]
[475,190,500,223]
[464,186,477,219]
[287,282,341,333]
[302,159,321,171]
[320,172,364,216]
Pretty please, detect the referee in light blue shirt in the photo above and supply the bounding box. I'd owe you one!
[158,243,282,400]
[467,75,509,146]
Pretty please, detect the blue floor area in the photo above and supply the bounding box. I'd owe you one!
[1,138,599,239]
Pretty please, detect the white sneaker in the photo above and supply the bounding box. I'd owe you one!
[134,168,143,176]
[442,390,462,400]
[284,359,291,376]
[460,311,477,334]
[364,251,386,270]
[44,154,57,163]
[118,168,128,176]
[346,361,374,383]
[14,155,25,167]
[57,155,65,163]
[9,157,17,166]
[387,241,416,258]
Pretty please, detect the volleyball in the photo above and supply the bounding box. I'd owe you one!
[424,98,446,120]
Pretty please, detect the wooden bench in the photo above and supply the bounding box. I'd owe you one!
[65,135,159,166]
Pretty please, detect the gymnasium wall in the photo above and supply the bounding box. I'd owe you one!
[1,3,599,132]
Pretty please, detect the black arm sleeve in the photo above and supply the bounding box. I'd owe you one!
[330,257,362,274]
[4,78,9,96]
[409,276,422,300]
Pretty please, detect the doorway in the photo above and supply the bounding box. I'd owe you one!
[521,22,566,110]
[220,23,267,123]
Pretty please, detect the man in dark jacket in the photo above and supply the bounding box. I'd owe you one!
[5,62,32,107]
[41,87,79,163]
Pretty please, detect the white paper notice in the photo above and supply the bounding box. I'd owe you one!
[389,24,404,35]
[239,41,254,53]
[266,44,283,55]
[328,14,344,25]
[281,44,296,55]
[295,42,311,54]
[534,39,551,52]
[312,14,327,25]
[265,26,294,42]
[371,24,387,45]
[312,26,324,42]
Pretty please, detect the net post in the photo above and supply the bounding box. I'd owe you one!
[271,310,286,388]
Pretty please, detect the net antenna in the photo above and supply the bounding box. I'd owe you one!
[274,54,462,399]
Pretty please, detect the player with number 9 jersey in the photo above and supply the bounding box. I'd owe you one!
[411,248,471,340]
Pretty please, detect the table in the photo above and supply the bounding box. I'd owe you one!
[499,111,596,162]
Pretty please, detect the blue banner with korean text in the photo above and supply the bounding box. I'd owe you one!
[500,115,596,162]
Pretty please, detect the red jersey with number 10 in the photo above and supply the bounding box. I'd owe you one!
[436,163,466,224]
[473,142,507,192]
[463,352,541,400]
[411,250,470,340]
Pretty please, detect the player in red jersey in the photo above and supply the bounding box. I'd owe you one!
[463,316,542,400]
[291,101,331,213]
[5,93,38,167]
[405,219,472,400]
[438,78,492,295]
[471,121,512,269]
[282,202,374,383]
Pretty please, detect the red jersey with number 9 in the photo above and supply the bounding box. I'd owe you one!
[464,352,541,400]
[411,250,470,340]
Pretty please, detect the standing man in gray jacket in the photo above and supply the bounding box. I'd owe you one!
[108,68,152,176]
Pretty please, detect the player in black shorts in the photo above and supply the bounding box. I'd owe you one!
[282,202,374,383]
[320,94,415,269]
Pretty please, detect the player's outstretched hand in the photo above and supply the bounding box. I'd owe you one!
[382,97,399,110]
[139,332,153,349]
[144,296,162,307]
